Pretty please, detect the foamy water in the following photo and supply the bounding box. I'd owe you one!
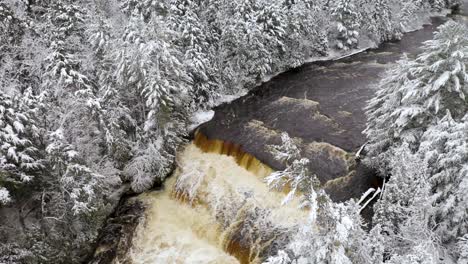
[129,143,308,264]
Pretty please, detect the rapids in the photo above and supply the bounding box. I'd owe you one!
[125,8,468,264]
[129,139,308,264]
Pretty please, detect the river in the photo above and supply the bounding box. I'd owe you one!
[124,8,467,264]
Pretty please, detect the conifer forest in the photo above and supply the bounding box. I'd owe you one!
[1,0,468,263]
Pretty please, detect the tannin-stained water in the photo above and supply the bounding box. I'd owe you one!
[129,141,309,264]
[128,176,239,264]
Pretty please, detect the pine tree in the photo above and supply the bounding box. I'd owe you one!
[218,0,289,89]
[123,137,175,192]
[0,0,462,261]
[86,10,140,166]
[112,14,190,133]
[284,0,330,61]
[365,20,468,262]
[0,90,43,197]
[265,132,316,205]
[419,113,468,243]
[359,0,395,42]
[371,144,445,262]
[45,128,102,215]
[268,132,301,164]
[265,132,383,263]
[119,0,166,21]
[457,235,468,264]
[364,55,418,173]
[429,0,448,10]
[403,21,468,119]
[265,193,380,264]
[365,21,468,174]
[331,0,361,50]
[168,0,220,107]
[0,2,26,49]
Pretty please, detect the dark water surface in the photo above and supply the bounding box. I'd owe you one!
[198,11,465,202]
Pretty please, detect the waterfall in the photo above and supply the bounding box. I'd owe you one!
[128,133,309,264]
[193,131,274,178]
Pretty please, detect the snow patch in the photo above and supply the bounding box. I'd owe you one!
[0,187,11,204]
[189,110,215,131]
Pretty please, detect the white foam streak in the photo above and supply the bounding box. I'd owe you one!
[129,144,308,263]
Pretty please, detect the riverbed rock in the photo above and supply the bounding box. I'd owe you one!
[303,141,353,183]
[198,16,450,202]
[89,11,463,263]
[88,198,145,264]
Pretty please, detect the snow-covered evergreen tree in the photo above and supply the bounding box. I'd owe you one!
[331,0,361,50]
[365,21,468,173]
[265,200,373,264]
[457,235,468,264]
[265,132,385,264]
[398,0,427,32]
[366,20,468,262]
[404,21,468,118]
[283,0,331,67]
[119,0,165,20]
[45,128,102,215]
[364,55,418,173]
[123,137,175,192]
[112,13,190,133]
[218,0,270,88]
[268,132,301,164]
[0,0,459,261]
[265,180,382,264]
[371,144,447,262]
[419,113,468,243]
[0,90,43,199]
[359,0,395,42]
[266,132,317,205]
[168,0,220,107]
